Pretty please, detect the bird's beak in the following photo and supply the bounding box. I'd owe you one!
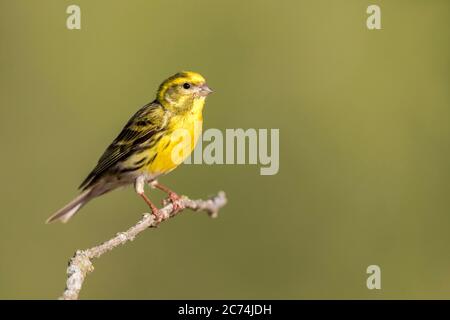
[199,84,213,96]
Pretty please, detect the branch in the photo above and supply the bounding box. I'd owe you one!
[59,191,227,300]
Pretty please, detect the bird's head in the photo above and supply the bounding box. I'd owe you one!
[157,71,213,112]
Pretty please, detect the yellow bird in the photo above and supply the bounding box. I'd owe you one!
[47,71,213,223]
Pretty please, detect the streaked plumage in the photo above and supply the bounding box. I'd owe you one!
[47,71,212,223]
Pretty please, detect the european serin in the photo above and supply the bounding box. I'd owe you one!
[47,71,213,223]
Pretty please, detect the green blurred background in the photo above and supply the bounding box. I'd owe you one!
[1,0,449,299]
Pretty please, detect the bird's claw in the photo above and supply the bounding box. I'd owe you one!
[149,206,163,224]
[162,192,184,212]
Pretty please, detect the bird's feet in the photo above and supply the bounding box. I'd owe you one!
[139,192,164,223]
[149,203,164,223]
[150,181,184,212]
[164,191,184,212]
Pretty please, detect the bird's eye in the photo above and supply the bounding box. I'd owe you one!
[183,83,191,89]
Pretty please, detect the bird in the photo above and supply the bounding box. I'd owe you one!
[46,71,213,223]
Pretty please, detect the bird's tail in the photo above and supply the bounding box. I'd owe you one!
[46,188,96,224]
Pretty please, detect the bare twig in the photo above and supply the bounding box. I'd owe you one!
[59,191,227,300]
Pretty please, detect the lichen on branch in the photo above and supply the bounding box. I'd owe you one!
[60,191,227,300]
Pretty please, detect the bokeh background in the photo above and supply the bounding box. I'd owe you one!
[1,0,449,299]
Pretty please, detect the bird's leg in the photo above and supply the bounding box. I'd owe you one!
[149,180,183,212]
[139,193,162,222]
[135,176,163,222]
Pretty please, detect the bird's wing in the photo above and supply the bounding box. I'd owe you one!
[79,101,169,190]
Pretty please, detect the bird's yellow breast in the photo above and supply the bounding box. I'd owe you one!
[144,98,205,176]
